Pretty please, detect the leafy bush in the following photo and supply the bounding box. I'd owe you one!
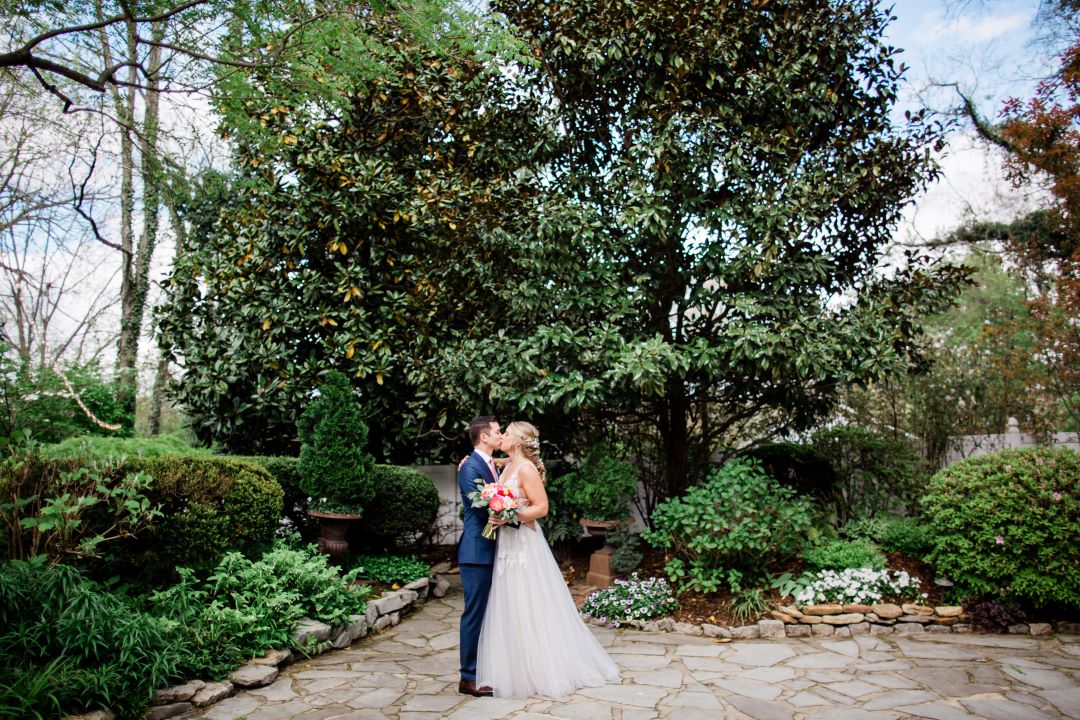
[839,514,889,543]
[923,447,1080,609]
[350,465,440,551]
[558,444,639,521]
[738,441,840,508]
[234,455,315,539]
[44,433,209,459]
[0,356,133,447]
[770,569,819,602]
[803,538,886,572]
[811,425,927,524]
[350,554,430,585]
[841,514,933,558]
[879,516,933,558]
[0,557,182,720]
[579,574,678,626]
[962,596,1027,633]
[151,540,372,676]
[541,470,585,556]
[0,444,160,562]
[642,458,813,593]
[297,371,375,515]
[794,567,926,606]
[111,455,284,584]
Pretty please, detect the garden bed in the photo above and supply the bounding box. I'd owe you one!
[558,545,945,627]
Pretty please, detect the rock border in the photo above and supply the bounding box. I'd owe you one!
[136,576,439,720]
[585,601,1068,640]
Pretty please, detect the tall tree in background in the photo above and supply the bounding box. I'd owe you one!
[156,3,582,457]
[442,0,970,499]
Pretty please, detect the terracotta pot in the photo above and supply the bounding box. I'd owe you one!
[308,510,361,560]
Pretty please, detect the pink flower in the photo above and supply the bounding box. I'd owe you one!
[1054,492,1063,502]
[995,536,1005,545]
[489,497,505,513]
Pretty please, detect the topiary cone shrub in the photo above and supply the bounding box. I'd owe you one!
[298,371,375,516]
[923,447,1080,610]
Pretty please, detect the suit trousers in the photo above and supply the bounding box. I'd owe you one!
[459,562,494,682]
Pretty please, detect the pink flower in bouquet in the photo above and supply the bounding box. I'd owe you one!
[466,480,524,540]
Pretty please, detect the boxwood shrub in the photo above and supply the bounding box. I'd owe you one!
[112,455,283,584]
[923,447,1080,609]
[349,464,440,551]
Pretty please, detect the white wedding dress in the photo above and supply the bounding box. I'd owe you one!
[476,465,620,698]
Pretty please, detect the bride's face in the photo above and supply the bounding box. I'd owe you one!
[499,430,516,453]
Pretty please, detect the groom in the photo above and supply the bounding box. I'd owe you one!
[457,415,502,697]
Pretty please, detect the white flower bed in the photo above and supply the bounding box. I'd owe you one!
[795,567,927,606]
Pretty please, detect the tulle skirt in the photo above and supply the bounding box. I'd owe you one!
[476,520,620,698]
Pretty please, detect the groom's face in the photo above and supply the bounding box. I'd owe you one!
[481,422,502,450]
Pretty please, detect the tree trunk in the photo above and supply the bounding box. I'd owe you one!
[661,377,690,499]
[114,20,164,418]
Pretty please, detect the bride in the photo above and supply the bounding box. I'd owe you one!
[475,421,620,698]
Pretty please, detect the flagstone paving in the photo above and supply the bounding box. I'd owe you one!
[183,587,1080,720]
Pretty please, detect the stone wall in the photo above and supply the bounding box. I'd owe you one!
[588,601,1061,640]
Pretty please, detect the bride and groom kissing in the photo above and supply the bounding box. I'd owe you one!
[456,416,620,699]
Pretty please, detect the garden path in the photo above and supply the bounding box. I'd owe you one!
[181,582,1080,720]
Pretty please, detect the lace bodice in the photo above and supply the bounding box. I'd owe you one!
[496,464,529,576]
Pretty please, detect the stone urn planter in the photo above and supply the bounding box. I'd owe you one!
[308,510,361,560]
[580,518,622,588]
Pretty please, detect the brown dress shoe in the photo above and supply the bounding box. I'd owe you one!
[458,680,494,697]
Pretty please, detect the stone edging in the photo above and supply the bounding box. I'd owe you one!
[586,601,1072,640]
[133,576,444,720]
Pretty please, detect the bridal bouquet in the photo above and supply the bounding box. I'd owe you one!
[467,481,523,540]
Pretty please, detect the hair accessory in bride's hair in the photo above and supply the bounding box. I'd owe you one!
[523,437,540,449]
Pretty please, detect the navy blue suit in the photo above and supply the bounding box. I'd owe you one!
[458,450,498,682]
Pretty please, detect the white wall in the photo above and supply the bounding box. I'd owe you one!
[946,418,1080,465]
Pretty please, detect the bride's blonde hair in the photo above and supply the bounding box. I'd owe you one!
[506,421,546,482]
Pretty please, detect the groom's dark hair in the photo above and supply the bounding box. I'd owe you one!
[468,415,498,446]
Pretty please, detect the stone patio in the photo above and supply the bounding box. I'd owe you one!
[181,585,1080,720]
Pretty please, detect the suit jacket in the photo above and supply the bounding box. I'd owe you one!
[458,450,498,565]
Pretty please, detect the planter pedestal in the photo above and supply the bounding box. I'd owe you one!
[580,518,620,589]
[308,510,361,560]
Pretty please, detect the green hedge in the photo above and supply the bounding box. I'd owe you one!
[43,434,210,459]
[924,447,1080,609]
[232,455,312,537]
[112,455,283,583]
[349,464,440,552]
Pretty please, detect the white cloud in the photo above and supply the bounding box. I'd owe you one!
[897,130,1048,244]
[919,10,1033,45]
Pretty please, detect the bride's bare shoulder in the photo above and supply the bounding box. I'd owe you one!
[518,461,541,481]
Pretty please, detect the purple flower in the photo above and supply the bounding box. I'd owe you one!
[1053,492,1062,502]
